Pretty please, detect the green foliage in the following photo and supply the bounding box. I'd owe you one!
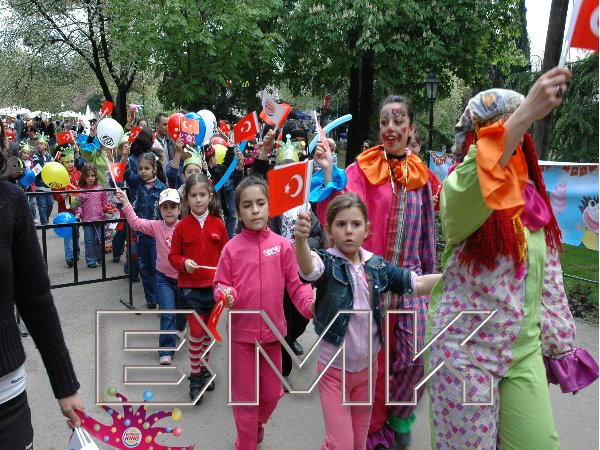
[280,0,527,109]
[505,53,599,163]
[153,0,285,118]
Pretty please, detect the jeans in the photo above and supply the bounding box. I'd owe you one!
[64,226,80,261]
[123,229,140,277]
[155,272,179,357]
[27,195,37,220]
[112,223,127,261]
[83,225,101,266]
[34,192,54,225]
[137,234,157,304]
[222,180,236,239]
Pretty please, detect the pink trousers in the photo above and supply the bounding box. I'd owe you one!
[230,340,284,450]
[318,361,377,450]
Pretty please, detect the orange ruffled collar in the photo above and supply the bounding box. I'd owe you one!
[356,145,430,190]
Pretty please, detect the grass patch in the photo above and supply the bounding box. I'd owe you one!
[560,244,599,322]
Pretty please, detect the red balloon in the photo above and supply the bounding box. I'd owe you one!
[167,113,184,141]
[210,136,227,146]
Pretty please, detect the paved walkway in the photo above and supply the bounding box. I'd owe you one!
[22,230,599,449]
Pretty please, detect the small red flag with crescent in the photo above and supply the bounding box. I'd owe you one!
[57,130,74,145]
[100,100,114,118]
[129,127,142,143]
[108,162,126,183]
[233,112,259,144]
[267,160,311,218]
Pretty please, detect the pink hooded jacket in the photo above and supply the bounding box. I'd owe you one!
[214,227,314,344]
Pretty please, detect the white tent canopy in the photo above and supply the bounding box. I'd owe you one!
[0,106,30,117]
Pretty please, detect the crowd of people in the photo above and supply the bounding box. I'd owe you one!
[0,66,598,450]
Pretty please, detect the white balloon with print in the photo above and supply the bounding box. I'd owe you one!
[97,118,124,149]
[197,110,217,145]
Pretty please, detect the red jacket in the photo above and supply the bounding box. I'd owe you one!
[52,168,81,213]
[169,213,228,288]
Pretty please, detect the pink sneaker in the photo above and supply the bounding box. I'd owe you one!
[159,355,172,365]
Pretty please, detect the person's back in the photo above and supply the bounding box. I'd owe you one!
[14,117,24,144]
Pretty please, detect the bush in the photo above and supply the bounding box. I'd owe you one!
[566,283,599,323]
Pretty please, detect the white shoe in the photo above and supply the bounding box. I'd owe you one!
[159,355,172,365]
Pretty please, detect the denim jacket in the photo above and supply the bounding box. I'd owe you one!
[311,248,414,347]
[124,166,167,224]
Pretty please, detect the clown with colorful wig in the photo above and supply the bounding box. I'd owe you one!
[426,66,598,449]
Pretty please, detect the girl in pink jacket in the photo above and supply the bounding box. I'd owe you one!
[75,163,110,268]
[213,176,315,450]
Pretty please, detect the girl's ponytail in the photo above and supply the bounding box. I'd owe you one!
[208,182,223,219]
[155,159,167,184]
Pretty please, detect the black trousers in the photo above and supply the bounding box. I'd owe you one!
[0,391,34,449]
[281,290,310,377]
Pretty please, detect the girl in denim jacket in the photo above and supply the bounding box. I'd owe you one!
[295,193,440,450]
[123,151,167,309]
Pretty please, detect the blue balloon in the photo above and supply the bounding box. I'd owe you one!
[53,212,77,238]
[184,112,206,147]
[307,114,353,154]
[19,169,35,188]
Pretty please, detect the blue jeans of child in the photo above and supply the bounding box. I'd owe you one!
[112,225,126,261]
[155,271,179,357]
[137,234,157,304]
[28,195,37,220]
[34,192,54,225]
[64,226,80,262]
[222,180,236,239]
[83,225,101,266]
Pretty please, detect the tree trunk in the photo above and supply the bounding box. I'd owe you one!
[533,0,568,159]
[346,29,360,167]
[114,85,129,127]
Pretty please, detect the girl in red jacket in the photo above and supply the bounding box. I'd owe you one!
[168,172,228,402]
[213,176,315,450]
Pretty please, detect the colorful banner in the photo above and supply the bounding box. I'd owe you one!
[541,162,599,251]
[428,151,453,182]
[428,155,599,250]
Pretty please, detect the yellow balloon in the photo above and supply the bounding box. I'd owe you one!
[213,144,227,164]
[41,161,70,189]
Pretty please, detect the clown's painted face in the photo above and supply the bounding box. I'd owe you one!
[379,102,414,155]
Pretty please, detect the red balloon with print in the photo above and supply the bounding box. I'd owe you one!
[167,113,184,141]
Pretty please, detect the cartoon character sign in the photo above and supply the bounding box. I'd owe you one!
[577,195,599,250]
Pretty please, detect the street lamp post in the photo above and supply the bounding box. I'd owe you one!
[424,71,440,153]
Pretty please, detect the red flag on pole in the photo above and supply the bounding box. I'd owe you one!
[261,89,292,128]
[233,112,259,144]
[267,160,311,218]
[57,131,74,145]
[108,162,126,183]
[219,120,230,136]
[128,127,142,143]
[100,100,114,118]
[560,0,599,64]
[570,0,599,51]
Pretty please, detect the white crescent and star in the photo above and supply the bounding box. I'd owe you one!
[240,120,252,133]
[284,174,303,198]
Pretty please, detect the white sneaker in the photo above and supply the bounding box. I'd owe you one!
[159,355,172,365]
[34,218,40,225]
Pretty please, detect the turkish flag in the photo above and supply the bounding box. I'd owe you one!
[180,117,200,134]
[261,89,292,128]
[219,120,230,136]
[233,112,259,144]
[129,127,142,143]
[57,130,74,145]
[569,0,599,51]
[100,100,114,117]
[108,162,126,183]
[267,160,312,218]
